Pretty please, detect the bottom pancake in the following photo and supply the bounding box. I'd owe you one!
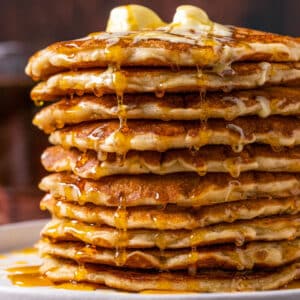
[41,256,300,292]
[38,238,300,271]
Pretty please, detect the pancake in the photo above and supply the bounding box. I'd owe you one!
[33,87,300,133]
[25,27,300,81]
[37,238,300,270]
[30,63,300,101]
[41,256,300,291]
[41,194,300,230]
[48,117,300,154]
[41,215,300,249]
[41,145,300,179]
[27,3,300,294]
[39,172,300,207]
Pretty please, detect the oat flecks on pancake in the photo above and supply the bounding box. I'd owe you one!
[33,87,300,133]
[39,172,300,207]
[41,256,300,292]
[41,145,300,179]
[41,215,300,249]
[41,194,300,230]
[30,63,300,101]
[48,117,300,154]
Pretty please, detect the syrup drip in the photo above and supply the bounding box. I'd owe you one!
[224,157,242,178]
[190,229,205,249]
[112,71,128,126]
[74,264,88,281]
[188,246,199,276]
[75,152,89,171]
[62,183,79,201]
[222,96,246,120]
[268,135,285,152]
[226,123,246,153]
[93,87,103,97]
[152,205,168,269]
[225,180,241,202]
[97,151,108,161]
[114,194,128,266]
[196,66,205,91]
[111,69,132,155]
[75,244,97,261]
[155,83,166,98]
[105,44,123,68]
[106,41,128,136]
[198,85,208,130]
[196,164,207,176]
[197,125,211,148]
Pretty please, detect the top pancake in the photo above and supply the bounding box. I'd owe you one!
[30,63,300,101]
[26,26,300,81]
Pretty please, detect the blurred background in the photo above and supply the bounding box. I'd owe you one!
[0,0,300,224]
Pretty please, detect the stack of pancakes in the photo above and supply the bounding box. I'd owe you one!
[26,5,300,292]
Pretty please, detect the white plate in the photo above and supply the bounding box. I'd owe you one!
[0,220,300,300]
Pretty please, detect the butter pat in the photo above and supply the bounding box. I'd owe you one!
[106,5,165,32]
[173,5,212,28]
[106,4,232,37]
[168,5,232,37]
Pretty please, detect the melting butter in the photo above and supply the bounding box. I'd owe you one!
[105,4,232,38]
[106,5,165,32]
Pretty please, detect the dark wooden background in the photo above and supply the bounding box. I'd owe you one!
[0,0,300,224]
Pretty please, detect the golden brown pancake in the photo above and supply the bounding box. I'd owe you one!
[41,194,300,230]
[41,215,300,249]
[48,117,300,154]
[39,172,300,207]
[33,87,300,133]
[26,27,300,80]
[26,3,300,294]
[41,256,300,291]
[37,238,300,270]
[42,145,300,179]
[30,63,300,101]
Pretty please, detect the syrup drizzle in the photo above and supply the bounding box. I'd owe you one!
[104,39,131,262]
[6,264,100,290]
[6,265,52,287]
[114,193,128,266]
